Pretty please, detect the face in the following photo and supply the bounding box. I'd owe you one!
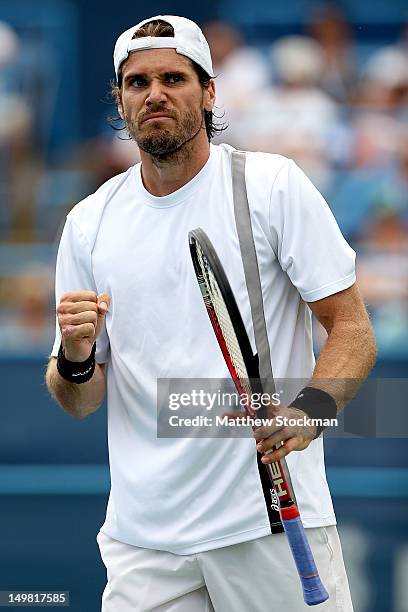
[117,48,215,157]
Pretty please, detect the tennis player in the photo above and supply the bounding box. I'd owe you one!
[46,15,376,611]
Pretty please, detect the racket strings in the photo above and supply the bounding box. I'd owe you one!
[196,244,252,398]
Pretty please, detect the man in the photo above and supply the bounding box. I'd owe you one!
[46,15,376,612]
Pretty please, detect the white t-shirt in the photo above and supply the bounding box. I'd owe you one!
[51,144,356,554]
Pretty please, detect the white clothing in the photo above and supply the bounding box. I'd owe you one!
[51,144,356,554]
[97,526,354,611]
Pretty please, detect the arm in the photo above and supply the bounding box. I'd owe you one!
[308,282,377,410]
[255,283,377,462]
[46,358,106,418]
[46,290,110,418]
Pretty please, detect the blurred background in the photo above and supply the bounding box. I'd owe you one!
[0,0,408,610]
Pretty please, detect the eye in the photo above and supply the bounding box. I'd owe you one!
[166,73,184,84]
[131,76,148,88]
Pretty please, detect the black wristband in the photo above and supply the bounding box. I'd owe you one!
[57,343,96,384]
[289,386,337,439]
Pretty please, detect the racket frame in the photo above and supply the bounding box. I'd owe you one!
[189,228,329,606]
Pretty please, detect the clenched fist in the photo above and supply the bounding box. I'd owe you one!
[57,291,111,362]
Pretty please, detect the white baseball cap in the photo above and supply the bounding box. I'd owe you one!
[113,15,215,80]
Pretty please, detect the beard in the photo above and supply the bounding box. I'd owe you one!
[125,102,204,160]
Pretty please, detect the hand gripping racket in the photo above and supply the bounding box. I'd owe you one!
[189,228,329,606]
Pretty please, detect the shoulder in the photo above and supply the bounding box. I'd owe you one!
[216,143,291,191]
[65,165,138,248]
[215,144,328,216]
[245,151,292,195]
[242,149,325,211]
[68,165,137,222]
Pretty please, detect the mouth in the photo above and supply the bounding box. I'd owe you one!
[142,113,174,123]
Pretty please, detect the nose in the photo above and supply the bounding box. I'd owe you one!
[145,79,167,107]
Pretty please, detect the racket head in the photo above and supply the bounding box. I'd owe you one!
[189,228,260,401]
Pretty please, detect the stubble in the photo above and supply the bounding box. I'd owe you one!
[125,100,205,165]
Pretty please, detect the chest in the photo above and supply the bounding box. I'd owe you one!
[90,177,279,356]
[92,184,246,298]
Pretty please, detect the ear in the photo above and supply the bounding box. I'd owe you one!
[203,80,216,112]
[113,85,125,120]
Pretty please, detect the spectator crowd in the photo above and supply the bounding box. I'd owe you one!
[1,5,408,360]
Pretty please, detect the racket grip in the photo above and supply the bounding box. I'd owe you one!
[281,510,329,606]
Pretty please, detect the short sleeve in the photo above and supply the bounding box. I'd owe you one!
[50,216,110,363]
[269,159,356,302]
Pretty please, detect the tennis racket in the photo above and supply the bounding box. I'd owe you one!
[189,228,329,606]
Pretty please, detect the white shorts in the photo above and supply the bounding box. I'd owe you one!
[97,527,353,612]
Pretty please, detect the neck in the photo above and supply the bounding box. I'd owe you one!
[140,131,211,197]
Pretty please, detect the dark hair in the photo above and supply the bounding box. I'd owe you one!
[110,19,226,141]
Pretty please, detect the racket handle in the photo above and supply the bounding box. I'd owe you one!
[281,508,329,606]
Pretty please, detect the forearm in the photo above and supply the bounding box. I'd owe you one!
[311,318,377,411]
[256,318,377,464]
[257,286,377,463]
[46,357,106,418]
